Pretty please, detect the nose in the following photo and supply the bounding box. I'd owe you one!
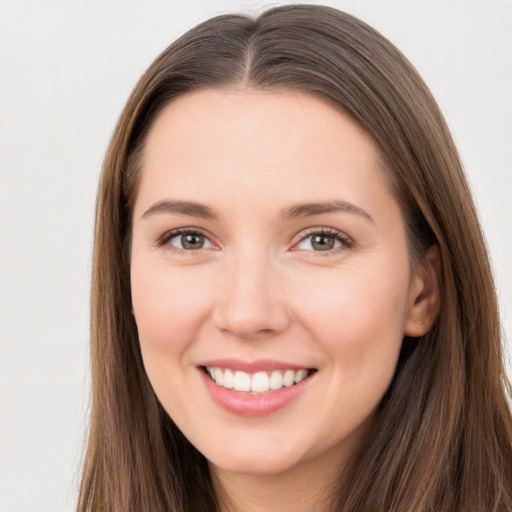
[212,254,291,340]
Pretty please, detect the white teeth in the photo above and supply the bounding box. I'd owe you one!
[251,372,270,393]
[269,370,283,390]
[283,370,295,387]
[223,369,234,389]
[206,366,311,394]
[214,367,224,386]
[234,371,251,392]
[294,369,308,384]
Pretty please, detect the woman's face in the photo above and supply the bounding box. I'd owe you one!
[130,89,430,478]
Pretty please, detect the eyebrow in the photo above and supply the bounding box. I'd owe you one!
[142,200,217,220]
[141,198,373,223]
[280,200,374,223]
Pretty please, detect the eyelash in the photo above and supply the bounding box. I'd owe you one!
[156,227,353,255]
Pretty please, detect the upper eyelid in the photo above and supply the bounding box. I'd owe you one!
[293,227,352,243]
[158,226,351,241]
[157,227,217,248]
[297,226,347,237]
[291,229,353,251]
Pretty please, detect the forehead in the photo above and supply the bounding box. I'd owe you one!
[135,88,394,223]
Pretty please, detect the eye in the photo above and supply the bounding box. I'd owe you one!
[159,229,216,251]
[294,229,352,253]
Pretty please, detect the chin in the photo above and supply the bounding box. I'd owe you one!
[205,444,304,477]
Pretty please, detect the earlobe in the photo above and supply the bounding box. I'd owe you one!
[404,244,442,337]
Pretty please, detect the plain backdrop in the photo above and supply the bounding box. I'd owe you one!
[0,1,510,510]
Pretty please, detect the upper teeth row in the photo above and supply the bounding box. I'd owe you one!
[206,367,309,393]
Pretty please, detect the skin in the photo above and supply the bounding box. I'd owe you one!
[130,88,440,512]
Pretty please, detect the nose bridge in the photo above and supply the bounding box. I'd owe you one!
[213,245,289,338]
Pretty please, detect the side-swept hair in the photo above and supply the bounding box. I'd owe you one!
[78,5,512,511]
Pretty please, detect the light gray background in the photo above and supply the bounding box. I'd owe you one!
[0,1,510,510]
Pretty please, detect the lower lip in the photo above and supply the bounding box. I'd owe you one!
[199,369,314,417]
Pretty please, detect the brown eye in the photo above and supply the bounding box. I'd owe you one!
[167,231,214,250]
[181,233,205,249]
[295,230,349,252]
[311,234,335,251]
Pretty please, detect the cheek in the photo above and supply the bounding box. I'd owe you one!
[130,262,216,418]
[291,264,410,435]
[290,261,410,370]
[130,262,214,358]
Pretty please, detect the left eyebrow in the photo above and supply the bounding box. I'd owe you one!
[280,200,374,223]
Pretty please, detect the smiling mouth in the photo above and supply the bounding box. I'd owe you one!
[203,366,316,395]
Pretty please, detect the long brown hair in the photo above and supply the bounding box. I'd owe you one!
[78,5,512,511]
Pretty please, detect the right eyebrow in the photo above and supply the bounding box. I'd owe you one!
[141,200,217,220]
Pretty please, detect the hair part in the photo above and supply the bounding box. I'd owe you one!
[78,5,512,511]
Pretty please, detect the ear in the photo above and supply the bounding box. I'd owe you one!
[404,244,441,337]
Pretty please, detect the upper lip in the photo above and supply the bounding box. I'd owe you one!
[199,358,313,372]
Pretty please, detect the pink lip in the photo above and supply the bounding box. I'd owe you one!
[200,358,310,372]
[198,365,315,418]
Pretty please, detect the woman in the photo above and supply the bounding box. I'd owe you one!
[77,4,512,511]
